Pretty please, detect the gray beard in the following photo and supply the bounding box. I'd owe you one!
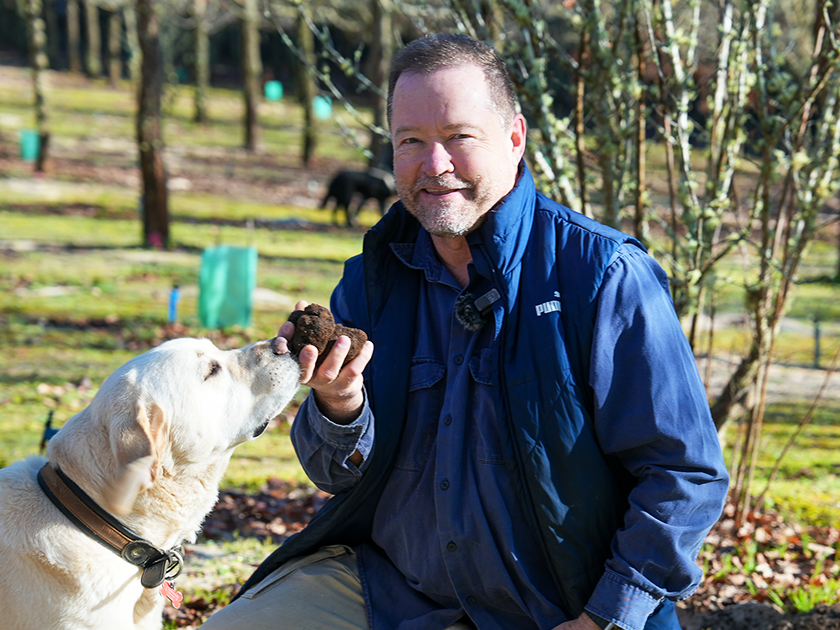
[398,174,487,238]
[411,200,477,237]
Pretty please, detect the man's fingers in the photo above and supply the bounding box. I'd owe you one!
[346,340,374,372]
[305,338,372,424]
[297,345,319,384]
[314,336,352,384]
[306,338,374,389]
[278,320,294,341]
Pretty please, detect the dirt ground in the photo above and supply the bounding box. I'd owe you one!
[678,602,840,630]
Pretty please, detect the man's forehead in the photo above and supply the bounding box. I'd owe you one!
[392,69,503,133]
[395,62,485,86]
[392,65,492,112]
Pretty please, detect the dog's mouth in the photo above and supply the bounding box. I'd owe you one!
[253,417,273,438]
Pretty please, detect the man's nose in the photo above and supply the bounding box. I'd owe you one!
[421,141,454,177]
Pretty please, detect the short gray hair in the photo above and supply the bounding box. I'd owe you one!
[387,33,517,130]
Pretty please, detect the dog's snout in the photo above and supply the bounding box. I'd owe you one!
[271,336,290,356]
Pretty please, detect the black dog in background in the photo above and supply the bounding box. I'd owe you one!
[321,168,396,227]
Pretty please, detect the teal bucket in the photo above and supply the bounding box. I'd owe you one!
[19,129,40,162]
[313,95,332,120]
[264,80,283,102]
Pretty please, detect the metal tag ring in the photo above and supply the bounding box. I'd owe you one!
[165,548,184,580]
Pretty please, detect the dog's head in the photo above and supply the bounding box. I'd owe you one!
[48,338,300,516]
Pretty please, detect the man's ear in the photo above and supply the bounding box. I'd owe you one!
[101,401,169,516]
[509,113,527,164]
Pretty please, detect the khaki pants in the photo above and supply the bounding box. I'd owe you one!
[200,545,474,630]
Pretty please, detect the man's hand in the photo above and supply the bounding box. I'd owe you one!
[278,300,373,425]
[551,612,602,630]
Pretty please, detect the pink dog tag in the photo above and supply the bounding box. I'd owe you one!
[160,580,183,609]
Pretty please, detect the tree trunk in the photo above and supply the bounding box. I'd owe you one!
[295,7,316,165]
[241,0,261,151]
[598,150,617,228]
[136,0,169,249]
[634,22,648,245]
[108,8,121,86]
[123,4,140,83]
[84,0,101,77]
[66,0,82,72]
[44,0,60,68]
[24,0,51,173]
[478,0,502,48]
[710,339,759,430]
[574,27,590,218]
[368,0,391,169]
[193,0,209,123]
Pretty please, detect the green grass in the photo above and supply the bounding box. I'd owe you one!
[745,399,840,525]
[223,418,311,488]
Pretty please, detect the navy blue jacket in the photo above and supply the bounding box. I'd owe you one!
[239,165,728,629]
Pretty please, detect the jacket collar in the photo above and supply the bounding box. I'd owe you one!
[377,161,536,283]
[466,161,535,280]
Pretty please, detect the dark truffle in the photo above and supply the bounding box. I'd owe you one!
[288,303,368,367]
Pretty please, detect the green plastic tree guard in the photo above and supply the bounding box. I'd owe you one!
[198,245,258,328]
[19,129,40,161]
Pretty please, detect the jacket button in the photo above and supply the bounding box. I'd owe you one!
[447,541,457,552]
[443,415,452,425]
[454,354,464,365]
[439,479,450,490]
[466,596,476,605]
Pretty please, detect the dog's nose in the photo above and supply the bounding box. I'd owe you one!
[271,336,290,355]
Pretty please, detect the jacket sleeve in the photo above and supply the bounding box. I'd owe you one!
[289,277,375,495]
[584,245,729,630]
[290,392,374,494]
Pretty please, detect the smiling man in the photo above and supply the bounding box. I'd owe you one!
[202,33,728,630]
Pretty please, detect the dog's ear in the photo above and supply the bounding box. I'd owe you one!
[101,401,169,516]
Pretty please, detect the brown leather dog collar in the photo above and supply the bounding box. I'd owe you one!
[37,463,183,589]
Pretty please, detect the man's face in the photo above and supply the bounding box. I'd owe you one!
[390,64,527,238]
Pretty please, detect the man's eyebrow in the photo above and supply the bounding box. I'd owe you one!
[394,122,483,135]
[443,122,483,132]
[394,124,420,136]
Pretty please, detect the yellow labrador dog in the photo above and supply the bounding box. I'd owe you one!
[0,337,299,630]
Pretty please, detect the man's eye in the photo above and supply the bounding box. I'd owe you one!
[206,361,222,379]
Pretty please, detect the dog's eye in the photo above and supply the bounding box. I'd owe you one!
[205,361,222,380]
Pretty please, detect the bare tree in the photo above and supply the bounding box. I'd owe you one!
[137,0,170,248]
[44,0,60,67]
[265,0,393,165]
[21,0,51,172]
[724,0,840,522]
[368,0,392,167]
[84,0,102,76]
[66,0,83,72]
[188,0,235,122]
[123,3,141,82]
[241,0,262,150]
[296,3,316,165]
[193,0,210,121]
[107,4,122,86]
